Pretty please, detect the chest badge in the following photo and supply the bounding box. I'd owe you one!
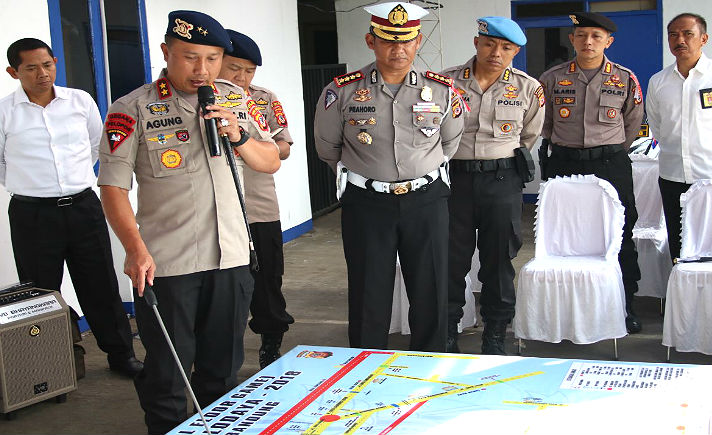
[421,85,433,102]
[148,133,175,145]
[354,88,371,102]
[146,102,169,115]
[357,131,372,145]
[503,84,518,99]
[415,114,425,124]
[607,108,617,119]
[500,122,513,133]
[557,80,573,86]
[160,149,182,168]
[699,88,712,109]
[420,127,438,137]
[559,107,571,118]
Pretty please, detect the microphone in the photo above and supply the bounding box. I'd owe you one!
[197,85,221,157]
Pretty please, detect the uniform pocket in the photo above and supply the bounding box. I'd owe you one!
[143,126,195,177]
[493,106,522,137]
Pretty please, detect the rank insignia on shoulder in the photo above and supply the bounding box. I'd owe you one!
[502,69,511,81]
[146,102,169,115]
[334,71,364,87]
[156,78,172,100]
[700,88,712,109]
[425,71,453,86]
[535,86,545,107]
[325,89,338,110]
[463,68,471,79]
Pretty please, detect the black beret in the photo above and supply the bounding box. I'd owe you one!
[166,10,232,50]
[225,30,262,66]
[569,12,617,33]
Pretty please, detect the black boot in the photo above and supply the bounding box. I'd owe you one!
[446,321,460,353]
[625,293,642,334]
[481,320,508,355]
[259,333,283,369]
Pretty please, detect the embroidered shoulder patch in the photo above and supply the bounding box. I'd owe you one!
[534,86,545,107]
[246,98,270,131]
[630,73,643,105]
[334,71,364,87]
[425,71,453,86]
[271,101,288,127]
[104,112,136,153]
[156,78,172,100]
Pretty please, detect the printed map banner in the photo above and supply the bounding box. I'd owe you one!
[170,345,712,434]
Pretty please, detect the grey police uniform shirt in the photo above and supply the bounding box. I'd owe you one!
[442,56,545,160]
[539,56,644,149]
[314,62,465,182]
[243,84,293,223]
[97,70,273,277]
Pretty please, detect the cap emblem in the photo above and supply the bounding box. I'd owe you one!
[388,5,409,25]
[173,18,194,39]
[477,20,488,33]
[569,15,579,25]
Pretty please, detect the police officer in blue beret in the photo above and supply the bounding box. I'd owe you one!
[219,30,295,369]
[98,10,280,434]
[441,16,544,354]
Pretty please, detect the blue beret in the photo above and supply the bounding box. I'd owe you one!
[477,16,527,46]
[166,10,232,51]
[225,30,262,66]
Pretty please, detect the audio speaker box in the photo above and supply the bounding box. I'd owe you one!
[0,283,76,415]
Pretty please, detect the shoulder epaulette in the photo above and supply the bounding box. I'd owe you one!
[425,71,453,86]
[156,78,172,100]
[334,71,364,87]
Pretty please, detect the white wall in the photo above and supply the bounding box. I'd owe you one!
[0,0,310,314]
[660,0,712,67]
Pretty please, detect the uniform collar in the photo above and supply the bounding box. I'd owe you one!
[567,55,613,75]
[368,62,420,87]
[12,84,66,106]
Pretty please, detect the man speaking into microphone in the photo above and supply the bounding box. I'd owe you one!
[98,10,279,434]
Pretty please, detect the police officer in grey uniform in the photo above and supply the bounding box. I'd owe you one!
[442,17,545,355]
[314,1,465,352]
[98,11,280,434]
[219,30,295,369]
[539,12,644,333]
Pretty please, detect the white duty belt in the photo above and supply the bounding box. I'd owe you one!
[347,168,441,195]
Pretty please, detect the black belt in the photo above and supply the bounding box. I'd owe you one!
[449,157,517,173]
[550,143,623,161]
[11,188,93,207]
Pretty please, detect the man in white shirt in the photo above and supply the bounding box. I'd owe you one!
[647,13,711,261]
[0,38,142,377]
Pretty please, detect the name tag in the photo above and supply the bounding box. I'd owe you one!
[700,88,712,109]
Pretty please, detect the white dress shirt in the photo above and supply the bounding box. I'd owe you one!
[647,53,712,183]
[0,85,102,197]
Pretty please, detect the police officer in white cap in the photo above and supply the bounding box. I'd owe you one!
[442,17,545,355]
[314,1,465,352]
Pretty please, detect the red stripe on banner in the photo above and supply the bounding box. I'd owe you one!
[378,401,426,435]
[260,350,393,434]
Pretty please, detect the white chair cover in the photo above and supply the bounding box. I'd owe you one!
[630,154,671,298]
[663,180,712,355]
[513,175,628,344]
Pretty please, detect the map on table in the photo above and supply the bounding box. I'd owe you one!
[170,345,712,434]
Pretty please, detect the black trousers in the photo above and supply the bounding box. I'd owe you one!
[8,190,135,362]
[340,179,449,352]
[133,266,253,435]
[658,177,692,262]
[545,148,641,295]
[248,221,294,335]
[448,167,523,325]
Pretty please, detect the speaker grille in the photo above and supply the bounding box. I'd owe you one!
[0,313,75,410]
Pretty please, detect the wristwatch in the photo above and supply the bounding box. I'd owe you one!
[230,126,250,147]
